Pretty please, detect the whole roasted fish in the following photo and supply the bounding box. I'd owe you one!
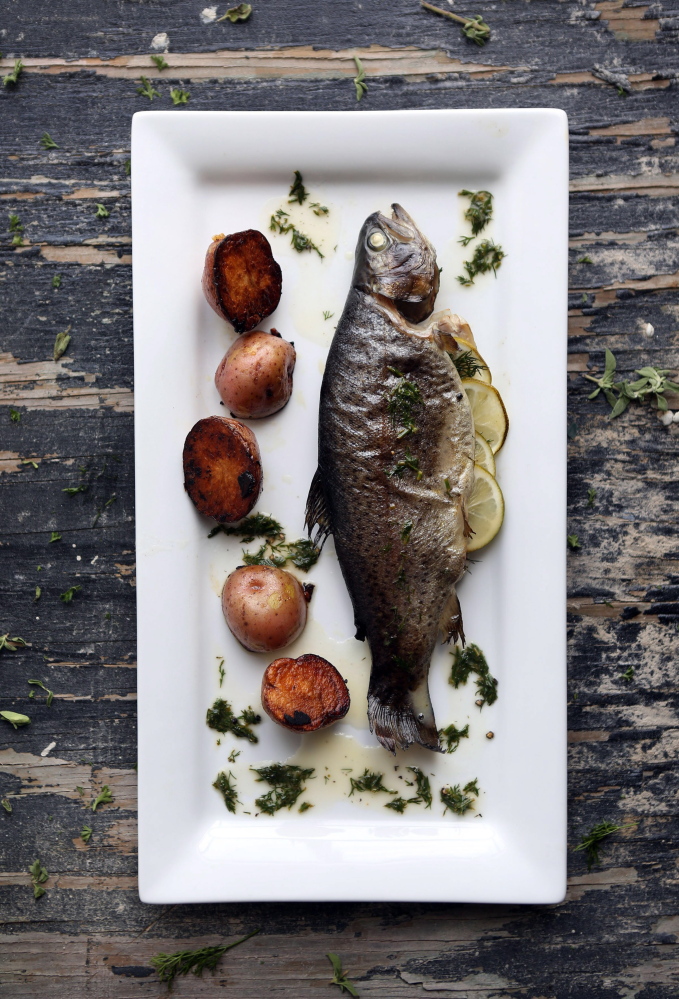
[306,205,475,753]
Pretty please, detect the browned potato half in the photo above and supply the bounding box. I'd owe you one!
[183,416,262,523]
[202,230,282,334]
[215,329,296,419]
[261,654,350,732]
[222,565,311,653]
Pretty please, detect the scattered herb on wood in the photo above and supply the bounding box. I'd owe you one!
[92,494,117,527]
[151,54,169,70]
[206,698,261,743]
[323,310,334,320]
[620,666,635,682]
[567,534,580,550]
[137,76,160,101]
[450,350,487,380]
[348,769,395,796]
[587,488,597,508]
[9,213,23,233]
[574,820,636,870]
[208,512,283,541]
[3,59,23,87]
[40,132,59,149]
[80,825,92,843]
[353,55,368,101]
[29,859,48,899]
[458,239,505,286]
[213,770,239,812]
[441,779,480,816]
[288,170,308,205]
[449,644,498,707]
[91,785,113,812]
[9,407,21,422]
[327,952,360,997]
[28,680,54,706]
[95,203,110,219]
[2,798,12,813]
[252,763,315,814]
[124,159,131,177]
[407,766,433,808]
[1,710,30,729]
[386,449,423,481]
[0,634,27,653]
[420,2,490,45]
[439,722,470,753]
[218,3,253,22]
[52,274,62,288]
[34,586,41,601]
[49,531,62,543]
[577,255,593,264]
[22,460,38,470]
[171,87,190,105]
[458,189,493,244]
[242,536,320,571]
[387,367,422,438]
[53,326,72,361]
[150,929,260,986]
[584,348,679,419]
[270,208,324,258]
[310,202,329,216]
[60,585,82,603]
[63,483,88,496]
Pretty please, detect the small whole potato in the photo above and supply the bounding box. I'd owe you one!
[215,330,296,419]
[261,654,350,732]
[222,565,311,653]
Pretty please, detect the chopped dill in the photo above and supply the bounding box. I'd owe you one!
[457,239,505,287]
[327,952,359,997]
[63,484,88,496]
[310,202,329,216]
[352,55,367,101]
[385,796,409,813]
[458,189,493,243]
[91,785,113,812]
[348,769,395,796]
[619,666,634,682]
[40,132,59,150]
[441,779,479,816]
[206,699,261,743]
[439,722,469,753]
[450,350,487,380]
[407,766,432,808]
[28,679,54,706]
[386,367,422,438]
[322,310,334,320]
[150,929,260,986]
[217,658,226,686]
[574,820,636,871]
[242,536,319,571]
[298,801,314,813]
[3,59,23,88]
[208,512,283,541]
[288,170,308,205]
[386,449,423,481]
[270,208,324,258]
[60,585,82,603]
[212,770,239,812]
[227,748,241,763]
[449,643,497,707]
[251,763,314,814]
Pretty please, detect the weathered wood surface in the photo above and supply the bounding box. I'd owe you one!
[1,0,678,995]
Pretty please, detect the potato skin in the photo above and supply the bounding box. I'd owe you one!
[222,565,308,653]
[183,416,262,523]
[202,230,282,334]
[261,654,350,732]
[215,330,296,419]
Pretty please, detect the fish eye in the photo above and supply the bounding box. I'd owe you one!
[367,230,388,251]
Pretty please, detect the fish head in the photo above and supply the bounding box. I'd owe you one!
[352,204,440,323]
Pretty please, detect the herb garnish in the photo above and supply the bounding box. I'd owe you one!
[9,407,21,422]
[441,779,480,816]
[52,274,62,288]
[91,785,113,811]
[40,132,59,150]
[80,825,92,843]
[584,348,679,419]
[310,202,329,216]
[22,460,38,470]
[243,536,320,571]
[217,658,226,686]
[28,680,54,706]
[29,859,48,899]
[137,76,160,101]
[60,585,82,603]
[458,189,493,244]
[450,350,487,380]
[217,3,253,22]
[63,483,87,496]
[348,769,395,796]
[2,798,12,813]
[574,820,636,870]
[386,449,423,481]
[577,255,593,264]
[95,203,110,219]
[420,3,490,45]
[458,239,505,286]
[8,213,23,248]
[620,666,634,682]
[439,722,469,753]
[208,512,283,541]
[567,534,580,550]
[206,699,261,743]
[352,56,368,101]
[387,367,422,438]
[151,54,169,70]
[0,634,27,653]
[170,87,190,105]
[322,310,334,320]
[288,170,308,205]
[270,209,324,258]
[49,531,62,543]
[213,770,239,812]
[1,710,30,729]
[587,488,597,508]
[385,796,416,813]
[3,59,23,88]
[53,326,72,361]
[252,763,314,814]
[150,929,260,986]
[407,766,432,808]
[227,748,241,763]
[327,952,360,997]
[449,644,497,707]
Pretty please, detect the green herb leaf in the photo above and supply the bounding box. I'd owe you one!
[252,763,314,814]
[577,255,593,264]
[310,202,329,216]
[80,825,92,843]
[270,208,324,258]
[2,798,12,813]
[8,213,23,233]
[322,310,334,320]
[298,801,313,812]
[619,666,634,682]
[60,585,82,603]
[136,76,160,101]
[29,858,48,899]
[63,484,87,496]
[567,534,581,550]
[457,239,505,286]
[0,634,28,653]
[124,159,131,177]
[52,274,62,288]
[40,132,59,149]
[459,189,493,238]
[420,3,490,45]
[208,512,283,542]
[439,722,469,753]
[574,820,636,871]
[406,766,433,808]
[288,169,308,205]
[217,3,253,22]
[170,87,190,105]
[95,203,110,219]
[150,929,260,985]
[327,953,360,996]
[28,679,54,706]
[348,769,395,796]
[440,779,480,816]
[1,710,30,729]
[9,408,21,423]
[587,488,597,508]
[91,785,113,812]
[352,55,368,101]
[227,748,241,763]
[386,448,423,480]
[49,531,62,543]
[3,59,23,88]
[151,54,169,70]
[206,698,261,743]
[21,459,38,470]
[448,644,497,707]
[53,326,72,361]
[213,770,239,812]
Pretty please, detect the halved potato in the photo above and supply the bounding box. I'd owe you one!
[261,654,350,732]
[183,416,262,523]
[202,230,282,334]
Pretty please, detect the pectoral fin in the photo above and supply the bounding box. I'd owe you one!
[304,467,333,548]
[438,587,465,646]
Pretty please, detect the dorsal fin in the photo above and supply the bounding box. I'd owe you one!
[304,467,333,548]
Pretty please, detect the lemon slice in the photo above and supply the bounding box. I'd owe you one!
[467,465,504,552]
[450,338,491,384]
[461,379,508,454]
[474,434,496,477]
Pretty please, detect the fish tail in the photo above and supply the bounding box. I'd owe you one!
[368,690,442,755]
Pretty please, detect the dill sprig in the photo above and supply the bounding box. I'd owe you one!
[386,367,422,438]
[270,208,324,258]
[288,170,308,205]
[136,76,160,101]
[458,240,505,286]
[327,953,360,996]
[208,513,283,541]
[386,449,423,481]
[91,785,113,812]
[251,763,314,814]
[310,202,329,216]
[348,769,395,796]
[439,722,469,753]
[441,779,479,816]
[40,132,59,150]
[450,350,487,380]
[584,348,679,419]
[206,699,261,743]
[420,3,490,45]
[407,766,433,808]
[352,55,367,101]
[150,929,260,986]
[574,820,637,871]
[459,189,493,243]
[212,770,239,813]
[449,644,498,707]
[242,536,320,571]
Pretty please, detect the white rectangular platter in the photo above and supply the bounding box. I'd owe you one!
[132,109,568,904]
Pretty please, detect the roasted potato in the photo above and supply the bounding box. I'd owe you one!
[202,230,282,334]
[183,416,262,523]
[222,565,311,653]
[215,329,296,419]
[261,654,350,732]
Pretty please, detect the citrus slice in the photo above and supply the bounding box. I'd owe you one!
[474,433,496,477]
[449,338,491,384]
[466,465,504,553]
[461,379,508,454]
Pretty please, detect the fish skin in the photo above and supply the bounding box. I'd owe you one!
[306,206,475,753]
